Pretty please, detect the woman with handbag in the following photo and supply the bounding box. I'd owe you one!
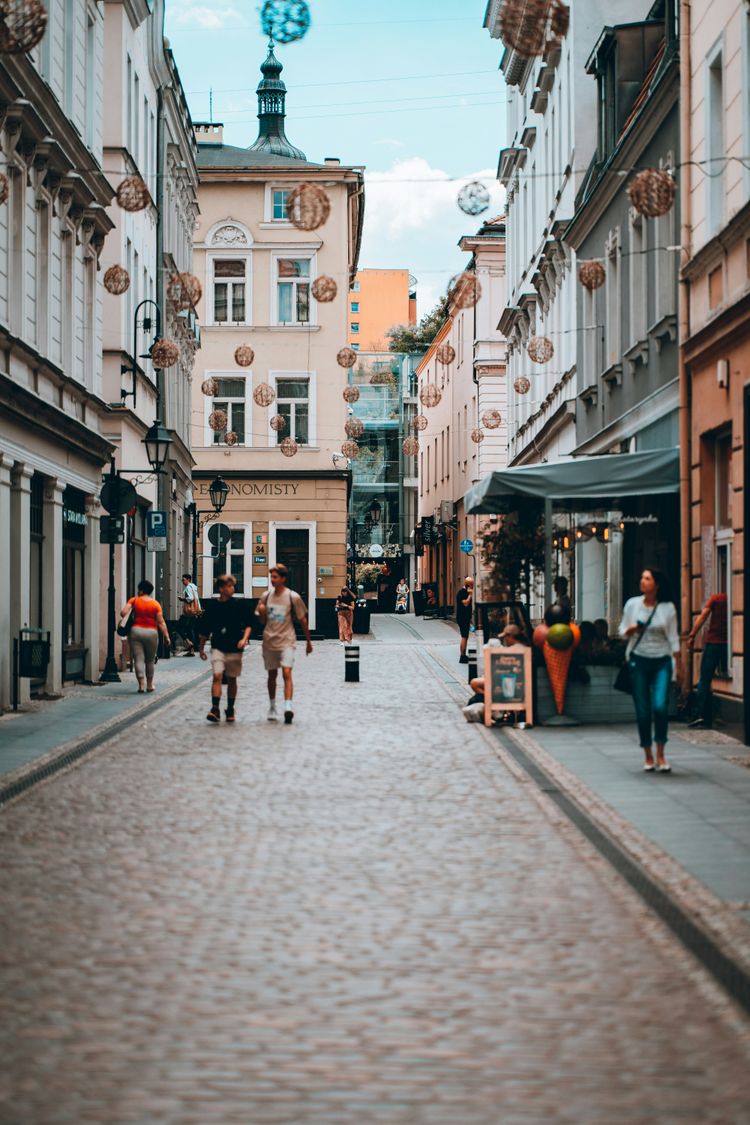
[335,586,356,643]
[618,568,682,773]
[119,579,171,694]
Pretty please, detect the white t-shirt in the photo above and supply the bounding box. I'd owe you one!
[182,582,199,606]
[619,597,680,660]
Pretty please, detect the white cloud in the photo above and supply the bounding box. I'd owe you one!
[172,4,241,29]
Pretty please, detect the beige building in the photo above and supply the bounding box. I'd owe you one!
[416,219,507,608]
[191,46,364,634]
[348,269,416,352]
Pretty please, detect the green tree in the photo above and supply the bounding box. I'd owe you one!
[480,508,546,602]
[386,295,450,354]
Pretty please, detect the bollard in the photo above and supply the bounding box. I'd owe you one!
[467,638,478,683]
[344,643,360,683]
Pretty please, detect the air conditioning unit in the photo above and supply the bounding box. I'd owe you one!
[440,499,454,524]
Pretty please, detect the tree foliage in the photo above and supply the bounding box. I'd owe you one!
[480,508,546,601]
[386,296,450,354]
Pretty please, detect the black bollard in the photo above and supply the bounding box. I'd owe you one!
[344,644,360,683]
[467,637,478,682]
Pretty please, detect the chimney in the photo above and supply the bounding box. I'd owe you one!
[194,122,224,145]
[324,157,341,165]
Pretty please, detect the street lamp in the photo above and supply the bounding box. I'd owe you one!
[368,498,382,525]
[142,416,173,474]
[189,475,231,578]
[208,474,229,514]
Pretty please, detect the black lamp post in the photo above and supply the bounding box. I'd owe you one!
[189,475,230,578]
[142,416,173,475]
[368,498,382,526]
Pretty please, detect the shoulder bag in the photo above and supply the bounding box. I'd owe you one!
[117,598,136,638]
[183,586,202,617]
[613,603,658,694]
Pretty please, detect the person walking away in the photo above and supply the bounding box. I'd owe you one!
[456,576,474,663]
[198,574,252,723]
[619,568,682,773]
[177,573,201,655]
[257,563,312,724]
[686,591,728,729]
[335,586,356,643]
[119,580,170,694]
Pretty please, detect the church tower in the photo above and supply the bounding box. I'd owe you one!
[247,40,307,161]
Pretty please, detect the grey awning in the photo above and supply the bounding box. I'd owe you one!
[464,448,680,514]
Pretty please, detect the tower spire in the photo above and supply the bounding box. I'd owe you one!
[247,41,306,161]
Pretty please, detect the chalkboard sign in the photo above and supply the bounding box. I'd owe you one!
[484,643,533,726]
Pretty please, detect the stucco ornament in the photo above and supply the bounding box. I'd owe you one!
[103,266,130,296]
[578,260,606,291]
[208,410,228,432]
[270,414,287,432]
[402,437,420,456]
[447,271,482,310]
[286,183,331,231]
[260,0,311,43]
[341,441,359,459]
[116,176,151,212]
[627,168,676,218]
[419,384,442,408]
[457,181,490,216]
[412,414,429,432]
[436,343,456,365]
[311,276,338,302]
[0,0,48,54]
[253,383,276,407]
[211,224,248,246]
[344,417,365,439]
[527,336,554,364]
[342,385,360,404]
[482,409,502,429]
[513,376,531,395]
[234,345,255,367]
[150,339,180,369]
[337,347,357,369]
[167,272,202,310]
[279,436,299,457]
[499,0,569,59]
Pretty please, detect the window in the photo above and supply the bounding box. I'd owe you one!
[708,265,723,309]
[211,377,246,444]
[351,322,360,333]
[605,229,620,367]
[351,281,361,292]
[272,189,290,220]
[275,378,309,444]
[215,529,247,594]
[715,429,732,529]
[629,210,646,344]
[351,343,360,351]
[706,47,724,236]
[351,301,359,312]
[277,258,310,324]
[86,17,96,149]
[446,426,450,481]
[213,259,246,323]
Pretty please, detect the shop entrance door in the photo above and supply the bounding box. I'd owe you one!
[276,528,310,608]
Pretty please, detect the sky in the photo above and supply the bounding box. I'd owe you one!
[164,0,508,317]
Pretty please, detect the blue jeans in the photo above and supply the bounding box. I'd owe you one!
[630,654,672,748]
[694,642,726,724]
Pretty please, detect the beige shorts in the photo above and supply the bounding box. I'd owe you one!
[262,645,295,671]
[211,649,243,678]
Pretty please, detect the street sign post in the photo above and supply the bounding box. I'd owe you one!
[100,515,125,544]
[146,510,168,552]
[100,477,137,516]
[460,538,474,554]
[207,522,232,551]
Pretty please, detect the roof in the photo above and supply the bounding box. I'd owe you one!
[196,144,326,171]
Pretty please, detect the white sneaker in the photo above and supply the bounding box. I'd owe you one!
[267,702,278,722]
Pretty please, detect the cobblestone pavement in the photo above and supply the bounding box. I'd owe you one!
[1,624,750,1124]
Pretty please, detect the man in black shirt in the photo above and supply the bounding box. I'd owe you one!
[198,574,253,723]
[456,576,474,663]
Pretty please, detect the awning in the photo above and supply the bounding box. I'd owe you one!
[464,448,680,514]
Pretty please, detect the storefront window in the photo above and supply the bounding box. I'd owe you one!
[30,474,44,631]
[62,487,87,679]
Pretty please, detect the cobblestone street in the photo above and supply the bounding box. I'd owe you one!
[1,620,750,1124]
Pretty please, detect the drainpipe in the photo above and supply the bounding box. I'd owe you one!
[678,0,692,676]
[155,81,168,609]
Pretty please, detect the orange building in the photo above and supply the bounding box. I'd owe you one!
[348,269,416,352]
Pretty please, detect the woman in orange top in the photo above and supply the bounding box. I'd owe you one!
[119,579,170,693]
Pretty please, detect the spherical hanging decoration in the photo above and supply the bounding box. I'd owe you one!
[116,176,151,213]
[471,428,485,444]
[412,414,428,432]
[201,378,218,397]
[457,181,490,216]
[150,338,180,369]
[578,260,606,291]
[103,265,130,296]
[270,413,287,432]
[0,0,48,55]
[341,441,359,459]
[482,409,502,429]
[628,168,676,218]
[234,345,255,368]
[337,347,357,369]
[280,436,299,457]
[0,172,9,206]
[253,382,276,407]
[420,384,442,408]
[403,436,420,456]
[224,431,239,446]
[286,183,331,232]
[514,376,531,395]
[342,385,360,404]
[260,0,311,43]
[447,271,482,310]
[344,417,365,439]
[499,0,569,59]
[208,409,228,432]
[527,335,554,364]
[311,275,338,302]
[166,271,202,311]
[436,343,456,365]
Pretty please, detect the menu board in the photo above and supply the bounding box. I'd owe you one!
[484,644,533,726]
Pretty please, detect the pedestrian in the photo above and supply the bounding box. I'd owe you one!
[456,576,474,663]
[335,585,356,643]
[177,572,201,656]
[256,563,312,724]
[395,577,409,614]
[198,574,252,723]
[686,591,728,729]
[619,568,682,773]
[119,579,171,694]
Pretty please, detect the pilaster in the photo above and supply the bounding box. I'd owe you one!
[84,496,101,682]
[42,478,65,696]
[0,454,13,710]
[9,463,33,707]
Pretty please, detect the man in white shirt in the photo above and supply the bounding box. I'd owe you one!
[256,563,312,724]
[177,573,201,656]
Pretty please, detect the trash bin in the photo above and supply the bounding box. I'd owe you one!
[18,629,50,677]
[353,599,371,635]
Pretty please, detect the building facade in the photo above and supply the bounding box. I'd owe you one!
[347,269,416,352]
[417,219,507,608]
[681,0,750,739]
[0,0,113,709]
[191,46,364,635]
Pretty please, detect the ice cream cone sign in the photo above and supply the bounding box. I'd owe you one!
[542,623,580,715]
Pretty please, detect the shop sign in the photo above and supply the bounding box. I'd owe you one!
[370,544,384,558]
[64,508,88,526]
[198,482,302,497]
[484,644,533,727]
[254,555,267,564]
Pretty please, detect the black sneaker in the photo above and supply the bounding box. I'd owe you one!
[225,710,236,723]
[206,707,220,723]
[284,708,294,724]
[459,654,469,664]
[688,717,710,729]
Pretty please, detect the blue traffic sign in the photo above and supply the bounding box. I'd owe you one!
[460,538,474,554]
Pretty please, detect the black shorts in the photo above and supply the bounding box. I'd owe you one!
[458,620,471,639]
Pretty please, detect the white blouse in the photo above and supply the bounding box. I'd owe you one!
[619,597,680,660]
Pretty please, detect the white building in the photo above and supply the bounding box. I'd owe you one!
[484,0,633,466]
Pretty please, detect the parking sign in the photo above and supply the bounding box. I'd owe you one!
[146,510,168,552]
